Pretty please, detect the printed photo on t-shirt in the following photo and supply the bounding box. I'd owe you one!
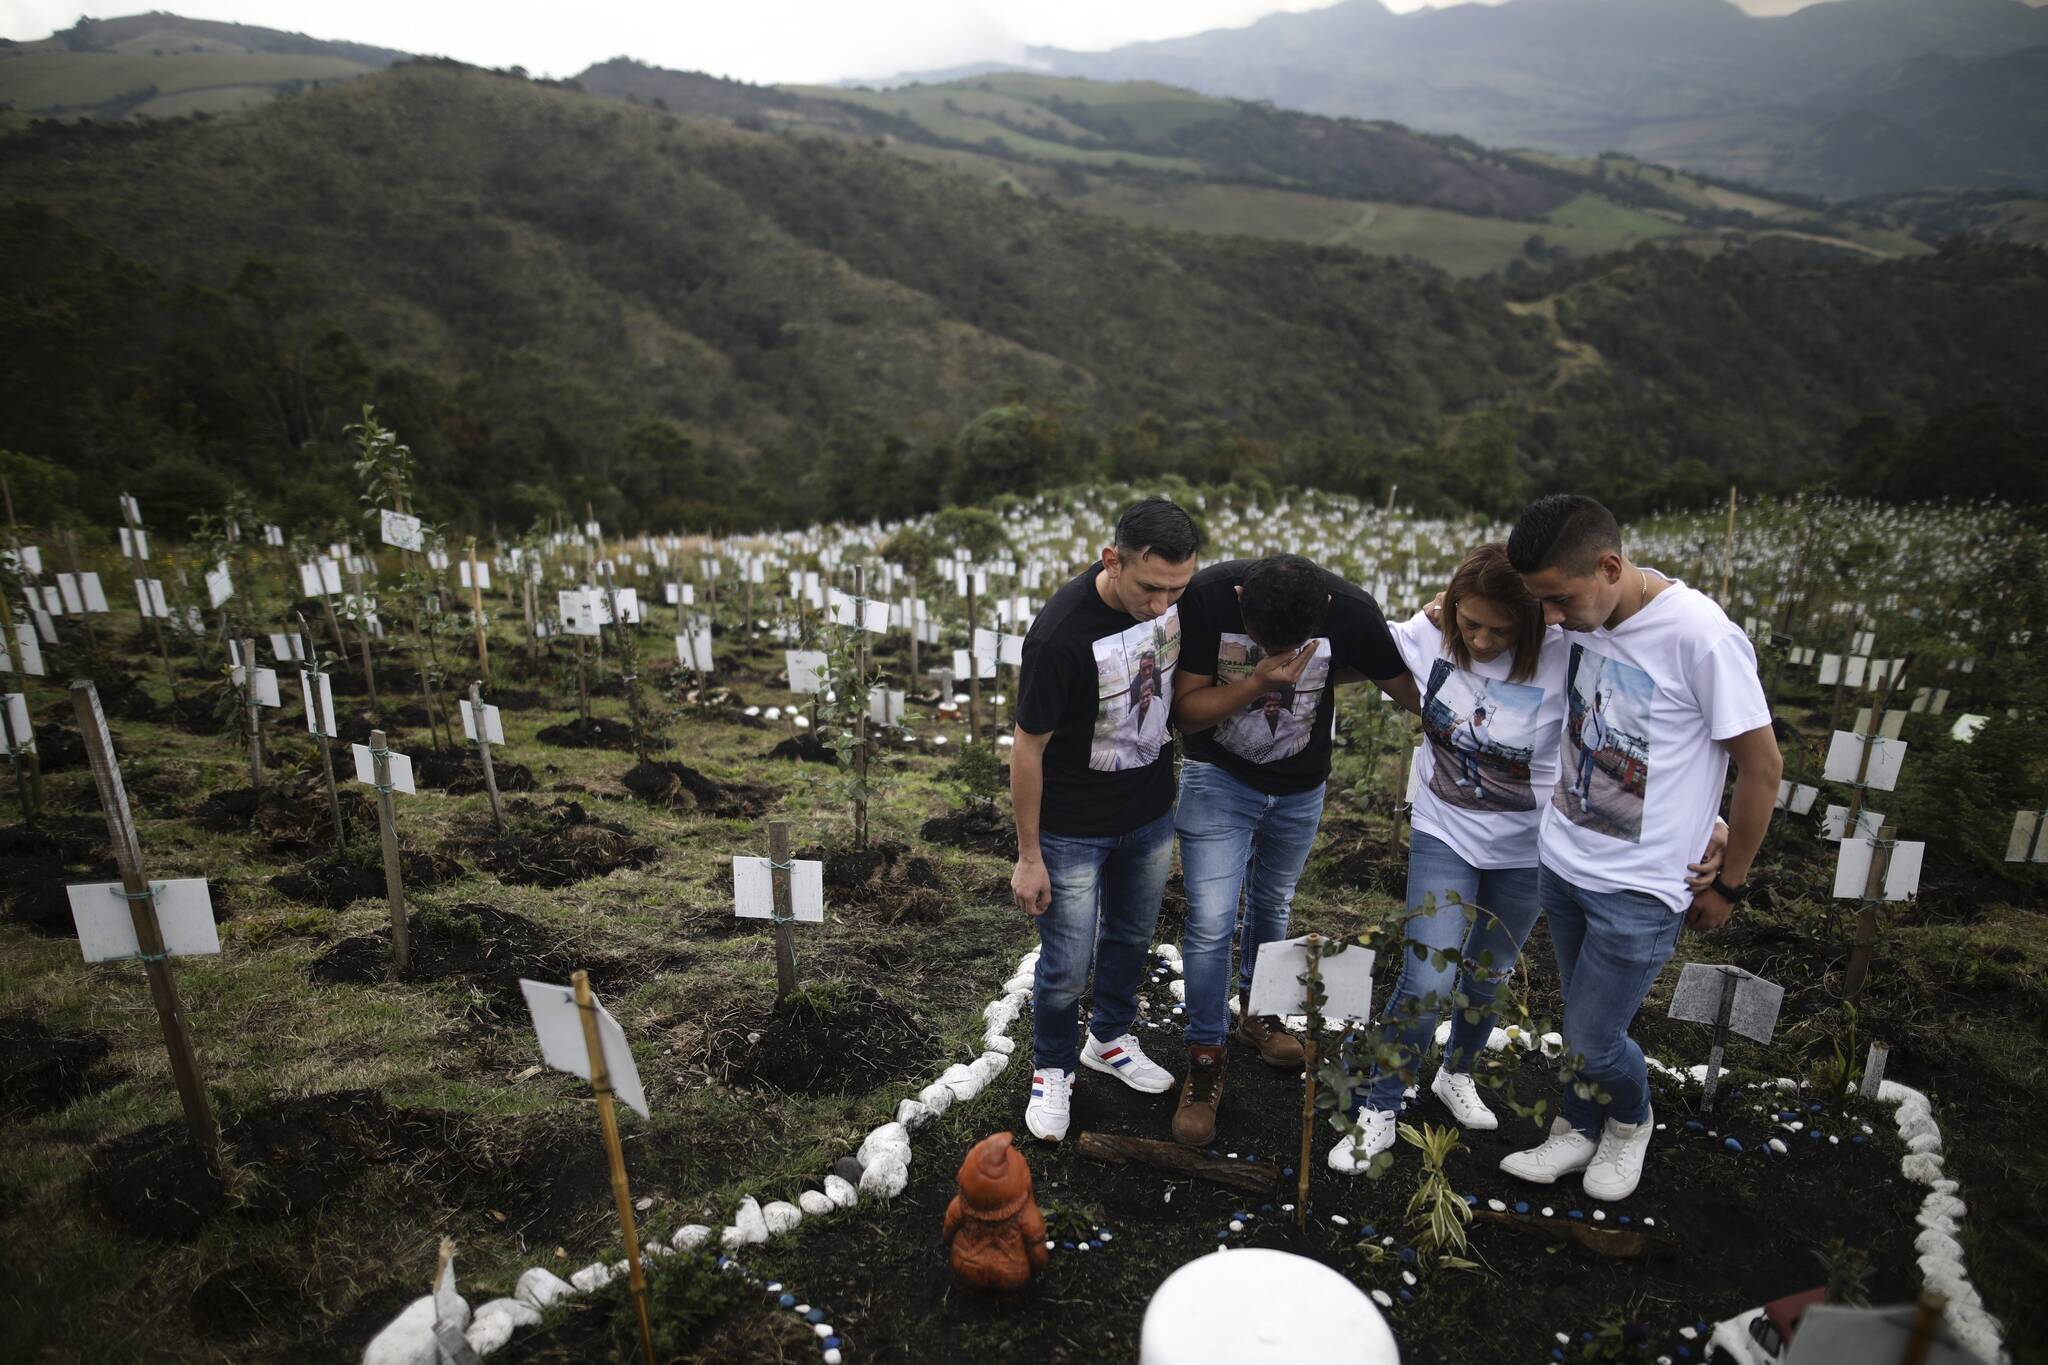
[1090,610,1182,772]
[1421,658,1543,812]
[1212,633,1329,765]
[1555,643,1653,842]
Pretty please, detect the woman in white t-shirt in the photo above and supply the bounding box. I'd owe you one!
[1331,543,1569,1173]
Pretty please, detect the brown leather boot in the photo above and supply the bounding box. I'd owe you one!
[1236,991,1306,1068]
[1172,1045,1226,1147]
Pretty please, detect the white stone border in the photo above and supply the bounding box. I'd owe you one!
[361,945,1040,1362]
[1643,1059,2006,1364]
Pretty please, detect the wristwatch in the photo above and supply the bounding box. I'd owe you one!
[1709,875,1751,904]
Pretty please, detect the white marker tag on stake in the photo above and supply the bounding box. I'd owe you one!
[252,668,281,708]
[3,693,33,751]
[1822,732,1906,791]
[56,575,83,614]
[460,700,505,746]
[518,979,649,1120]
[674,630,713,672]
[300,672,336,738]
[2006,811,2047,864]
[380,509,424,552]
[205,563,234,609]
[11,622,43,676]
[351,743,416,795]
[319,558,343,595]
[68,879,219,962]
[861,597,890,635]
[81,573,108,612]
[732,856,825,923]
[1247,936,1375,1024]
[1831,838,1925,901]
[785,650,828,694]
[1000,633,1026,666]
[1818,654,1841,686]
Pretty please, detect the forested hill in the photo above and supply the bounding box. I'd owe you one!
[2,62,2044,535]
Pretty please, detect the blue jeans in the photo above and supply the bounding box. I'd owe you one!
[1176,760,1326,1046]
[1541,866,1686,1135]
[1032,810,1177,1072]
[1355,831,1542,1114]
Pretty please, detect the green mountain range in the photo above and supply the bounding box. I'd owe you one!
[940,0,2048,199]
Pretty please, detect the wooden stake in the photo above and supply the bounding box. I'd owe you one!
[854,566,870,850]
[60,530,99,650]
[70,680,224,1178]
[466,538,492,687]
[1842,823,1895,1002]
[1842,672,1893,838]
[350,561,379,707]
[966,572,981,743]
[770,820,799,1002]
[1720,483,1737,606]
[242,636,263,796]
[469,680,503,834]
[370,728,409,979]
[906,574,920,688]
[1900,1292,1949,1365]
[1296,934,1323,1231]
[600,561,649,764]
[298,613,345,853]
[570,970,657,1365]
[1074,1132,1283,1196]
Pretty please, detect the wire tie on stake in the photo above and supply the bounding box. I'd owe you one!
[109,884,161,903]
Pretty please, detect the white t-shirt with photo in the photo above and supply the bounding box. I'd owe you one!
[1537,572,1772,913]
[1390,611,1570,869]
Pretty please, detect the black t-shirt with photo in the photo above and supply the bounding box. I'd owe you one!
[1015,564,1183,838]
[1177,559,1405,796]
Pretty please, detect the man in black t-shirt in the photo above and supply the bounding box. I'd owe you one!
[1167,555,1419,1146]
[1012,497,1200,1144]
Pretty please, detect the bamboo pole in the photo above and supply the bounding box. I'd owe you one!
[469,680,503,834]
[770,821,799,1002]
[466,537,491,688]
[242,636,263,796]
[570,970,657,1365]
[1842,824,1896,1002]
[370,728,409,978]
[298,612,345,853]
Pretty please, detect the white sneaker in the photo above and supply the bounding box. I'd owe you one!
[1499,1116,1597,1184]
[1081,1032,1176,1094]
[1328,1108,1398,1175]
[1583,1106,1654,1202]
[1025,1068,1073,1142]
[1431,1068,1499,1131]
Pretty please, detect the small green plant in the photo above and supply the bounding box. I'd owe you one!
[942,739,1006,811]
[1399,1121,1474,1263]
[1810,1001,1862,1113]
[1813,1236,1873,1307]
[631,1247,743,1360]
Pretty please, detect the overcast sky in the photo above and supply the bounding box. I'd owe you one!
[0,0,1985,85]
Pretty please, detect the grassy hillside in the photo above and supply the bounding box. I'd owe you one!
[0,12,409,121]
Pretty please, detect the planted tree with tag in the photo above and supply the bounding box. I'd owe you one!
[351,406,451,749]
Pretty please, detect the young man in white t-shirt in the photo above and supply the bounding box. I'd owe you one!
[1498,495,1782,1202]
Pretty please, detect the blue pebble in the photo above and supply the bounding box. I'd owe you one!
[1359,1224,1376,1237]
[1261,1204,1275,1213]
[806,1309,825,1325]
[1513,1202,1529,1215]
[1217,1230,1230,1240]
[1678,1347,1692,1360]
[1463,1194,1479,1207]
[1398,1288,1414,1302]
[1810,1130,1823,1140]
[1567,1209,1584,1220]
[1399,1246,1418,1262]
[1245,1154,1257,1162]
[1808,1102,1822,1112]
[1552,1352,1565,1362]
[1685,1119,1705,1132]
[1617,1215,1630,1225]
[825,1338,841,1351]
[1853,1134,1867,1145]
[779,1294,796,1308]
[1283,1168,1295,1178]
[1723,1137,1744,1153]
[1695,1320,1710,1333]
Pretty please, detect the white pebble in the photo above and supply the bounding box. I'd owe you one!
[1372,1289,1394,1308]
[1592,1210,1606,1222]
[824,1353,842,1365]
[1680,1325,1698,1340]
[1401,1270,1417,1286]
[814,1323,834,1339]
[1229,1220,1244,1232]
[1488,1199,1507,1212]
[1330,1215,1348,1226]
[1541,1206,1555,1218]
[1643,1217,1656,1227]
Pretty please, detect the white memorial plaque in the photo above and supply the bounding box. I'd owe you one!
[460,699,505,746]
[351,742,417,795]
[459,560,491,590]
[205,562,234,609]
[674,629,714,672]
[1000,633,1026,666]
[380,509,424,552]
[1850,708,1905,741]
[9,621,44,676]
[1823,732,1906,791]
[868,686,906,725]
[68,878,219,962]
[56,574,84,614]
[250,668,281,708]
[518,979,649,1120]
[1249,937,1375,1024]
[951,647,995,681]
[1668,963,1783,1043]
[1774,781,1819,815]
[732,856,826,923]
[785,650,828,694]
[2006,810,2047,864]
[558,589,602,637]
[80,573,108,612]
[1832,838,1926,901]
[1818,654,1841,686]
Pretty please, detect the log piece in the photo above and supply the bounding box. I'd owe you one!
[1075,1132,1284,1197]
[1469,1208,1680,1259]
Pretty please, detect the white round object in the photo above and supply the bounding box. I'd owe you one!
[1140,1248,1398,1365]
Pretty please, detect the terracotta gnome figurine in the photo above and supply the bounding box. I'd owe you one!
[942,1132,1049,1291]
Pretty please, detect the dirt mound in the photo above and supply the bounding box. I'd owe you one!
[920,805,1018,859]
[535,717,637,750]
[0,1016,122,1119]
[621,760,770,817]
[708,981,937,1095]
[411,749,539,796]
[766,733,837,764]
[0,817,115,935]
[308,902,604,1022]
[86,1089,403,1241]
[269,848,462,909]
[470,800,657,888]
[815,840,957,924]
[30,722,89,772]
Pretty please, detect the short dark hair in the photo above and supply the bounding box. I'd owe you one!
[1114,496,1201,564]
[1240,554,1326,650]
[1508,495,1621,576]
